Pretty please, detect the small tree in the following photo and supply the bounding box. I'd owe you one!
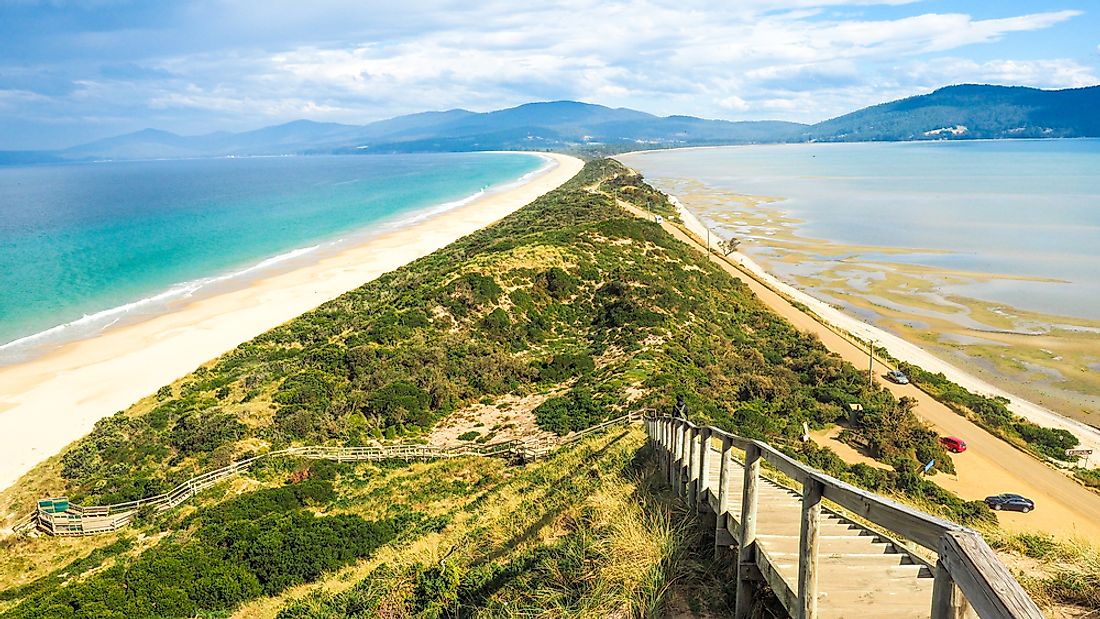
[716,237,741,256]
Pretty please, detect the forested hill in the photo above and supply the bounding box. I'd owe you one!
[801,84,1100,142]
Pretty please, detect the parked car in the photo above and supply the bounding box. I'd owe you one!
[885,369,909,384]
[984,494,1035,513]
[940,436,967,453]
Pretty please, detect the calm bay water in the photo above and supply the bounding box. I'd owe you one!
[0,152,544,352]
[622,140,1100,321]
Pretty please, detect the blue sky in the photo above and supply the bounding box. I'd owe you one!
[1,0,1097,149]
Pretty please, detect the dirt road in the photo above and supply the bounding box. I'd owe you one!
[624,200,1100,542]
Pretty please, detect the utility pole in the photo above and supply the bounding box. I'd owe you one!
[868,339,874,386]
[707,228,711,261]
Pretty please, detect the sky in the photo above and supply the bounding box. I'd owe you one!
[1,0,1097,149]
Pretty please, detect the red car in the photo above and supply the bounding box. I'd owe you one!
[941,436,967,453]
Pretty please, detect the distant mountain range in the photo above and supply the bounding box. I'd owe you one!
[2,84,1097,163]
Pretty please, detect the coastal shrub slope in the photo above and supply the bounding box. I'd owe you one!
[3,428,728,618]
[272,426,730,618]
[1,471,407,619]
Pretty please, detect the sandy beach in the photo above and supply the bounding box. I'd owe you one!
[0,152,583,492]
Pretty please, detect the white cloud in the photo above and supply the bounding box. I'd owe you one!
[164,3,1082,125]
[718,95,751,111]
[907,57,1098,90]
[3,0,1097,145]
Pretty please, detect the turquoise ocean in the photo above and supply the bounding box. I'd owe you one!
[621,140,1100,322]
[0,152,545,357]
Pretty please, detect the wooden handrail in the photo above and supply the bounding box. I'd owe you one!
[647,415,1043,619]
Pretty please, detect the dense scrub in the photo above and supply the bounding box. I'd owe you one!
[598,166,679,219]
[896,362,1079,461]
[1,471,406,619]
[3,428,711,618]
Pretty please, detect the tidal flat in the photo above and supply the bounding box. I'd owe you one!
[661,177,1100,428]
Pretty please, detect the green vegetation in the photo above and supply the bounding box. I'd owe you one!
[2,470,406,619]
[599,167,679,219]
[992,533,1100,610]
[273,427,730,618]
[36,158,959,512]
[1074,467,1100,490]
[0,539,133,605]
[1,427,727,618]
[896,361,1079,461]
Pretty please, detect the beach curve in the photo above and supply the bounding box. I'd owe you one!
[0,152,584,492]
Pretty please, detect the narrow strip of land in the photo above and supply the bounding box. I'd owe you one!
[0,153,584,493]
[618,199,1100,542]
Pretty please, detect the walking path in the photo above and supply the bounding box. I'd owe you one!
[21,414,635,537]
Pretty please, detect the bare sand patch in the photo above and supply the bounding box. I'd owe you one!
[429,393,560,447]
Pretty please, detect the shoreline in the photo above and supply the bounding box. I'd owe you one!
[669,197,1100,466]
[0,152,584,492]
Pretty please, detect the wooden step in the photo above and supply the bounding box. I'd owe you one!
[667,435,940,619]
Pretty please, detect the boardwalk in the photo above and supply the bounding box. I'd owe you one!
[26,414,634,536]
[648,416,1042,619]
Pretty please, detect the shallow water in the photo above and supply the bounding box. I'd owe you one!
[621,140,1100,321]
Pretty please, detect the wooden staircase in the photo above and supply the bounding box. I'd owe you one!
[647,416,1042,619]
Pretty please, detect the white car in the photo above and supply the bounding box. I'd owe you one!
[886,370,910,384]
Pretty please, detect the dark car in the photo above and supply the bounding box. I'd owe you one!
[885,369,910,384]
[984,494,1034,513]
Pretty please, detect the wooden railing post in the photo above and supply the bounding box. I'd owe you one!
[665,419,675,486]
[798,477,824,619]
[697,427,712,511]
[687,426,699,506]
[931,557,968,619]
[674,421,686,496]
[735,442,761,619]
[715,434,734,559]
[661,418,669,483]
[940,531,1038,618]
